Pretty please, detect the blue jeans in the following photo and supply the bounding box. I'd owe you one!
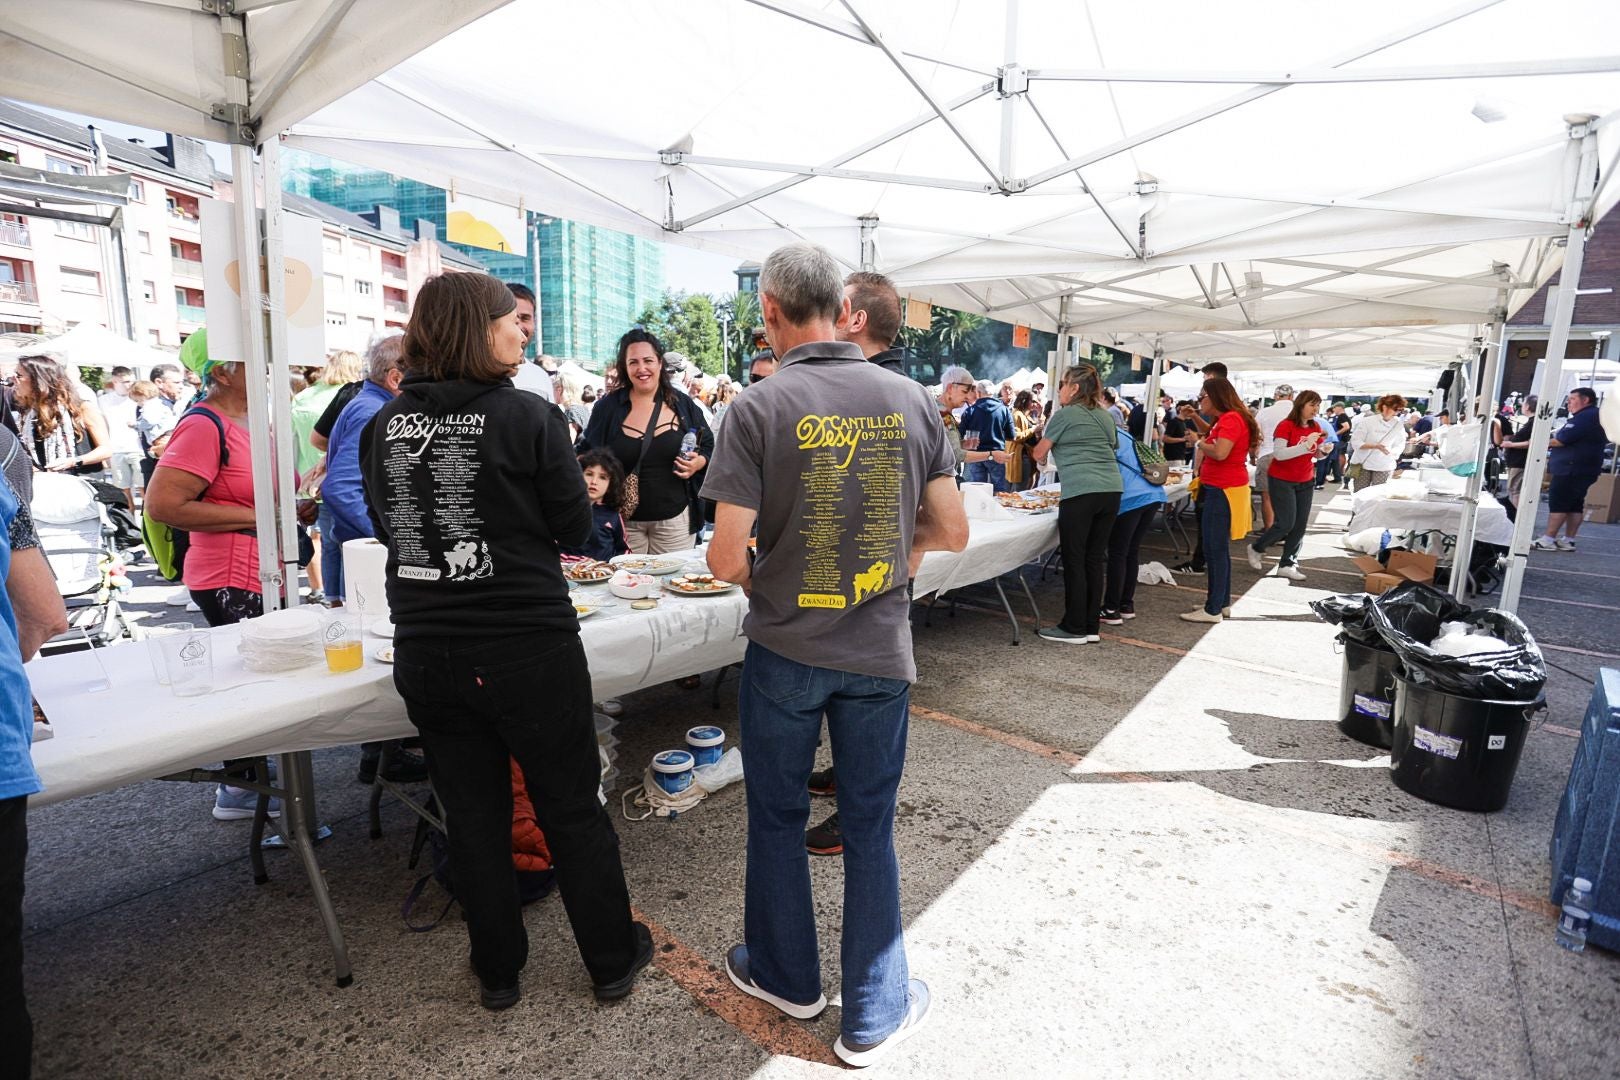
[317,503,343,600]
[1202,486,1232,615]
[739,642,911,1044]
[964,458,1010,493]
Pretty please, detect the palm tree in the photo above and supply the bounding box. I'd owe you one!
[931,306,986,362]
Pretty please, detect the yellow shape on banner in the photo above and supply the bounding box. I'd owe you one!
[447,210,514,253]
[1012,324,1030,348]
[904,298,932,331]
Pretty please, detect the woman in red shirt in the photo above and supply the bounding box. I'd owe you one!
[1182,377,1260,624]
[1246,391,1328,580]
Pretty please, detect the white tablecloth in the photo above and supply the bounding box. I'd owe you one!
[31,510,1067,804]
[1346,490,1514,548]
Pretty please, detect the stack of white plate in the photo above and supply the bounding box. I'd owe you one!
[237,607,323,672]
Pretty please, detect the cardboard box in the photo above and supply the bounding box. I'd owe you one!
[1351,551,1438,595]
[1583,473,1620,524]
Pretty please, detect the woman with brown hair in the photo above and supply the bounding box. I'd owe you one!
[1031,364,1122,644]
[1181,376,1260,624]
[1006,389,1041,490]
[1348,394,1408,492]
[580,328,714,554]
[1246,390,1329,580]
[360,272,650,1011]
[12,356,112,476]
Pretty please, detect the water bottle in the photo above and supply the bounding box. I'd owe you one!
[679,429,698,459]
[1556,877,1594,952]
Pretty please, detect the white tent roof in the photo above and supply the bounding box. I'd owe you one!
[273,0,1620,360]
[0,322,176,372]
[0,0,502,145]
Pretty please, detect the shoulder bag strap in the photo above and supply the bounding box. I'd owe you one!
[627,398,662,479]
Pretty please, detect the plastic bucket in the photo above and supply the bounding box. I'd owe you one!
[1389,674,1542,812]
[686,726,725,767]
[651,750,695,796]
[1337,638,1400,749]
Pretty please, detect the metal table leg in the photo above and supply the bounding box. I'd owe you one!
[991,577,1022,645]
[277,751,353,987]
[1015,569,1042,628]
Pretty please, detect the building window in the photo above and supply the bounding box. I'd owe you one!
[326,311,347,328]
[128,178,145,201]
[0,147,18,165]
[354,280,373,296]
[141,280,156,303]
[46,155,87,175]
[355,316,376,339]
[323,235,343,256]
[56,219,96,241]
[149,329,162,345]
[60,267,101,294]
[138,231,153,254]
[352,242,370,263]
[324,273,344,295]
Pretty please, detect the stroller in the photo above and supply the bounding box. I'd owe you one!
[31,470,134,653]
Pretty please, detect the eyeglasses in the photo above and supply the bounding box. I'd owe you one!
[1197,391,1210,401]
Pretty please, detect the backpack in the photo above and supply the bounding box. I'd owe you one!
[142,406,230,582]
[1131,436,1170,485]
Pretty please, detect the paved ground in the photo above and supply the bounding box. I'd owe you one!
[20,485,1620,1079]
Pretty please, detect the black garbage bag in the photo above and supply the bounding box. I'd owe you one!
[1367,581,1546,701]
[1309,593,1383,647]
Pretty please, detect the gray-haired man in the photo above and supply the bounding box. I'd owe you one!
[703,242,967,1067]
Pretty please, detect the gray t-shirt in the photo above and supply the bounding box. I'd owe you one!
[701,341,954,683]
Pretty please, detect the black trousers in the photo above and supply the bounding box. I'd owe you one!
[1103,502,1158,613]
[1057,492,1121,635]
[1,796,30,1080]
[392,630,637,990]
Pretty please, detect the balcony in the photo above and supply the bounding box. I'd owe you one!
[177,303,206,324]
[0,281,39,305]
[166,208,200,231]
[381,263,408,282]
[0,221,29,247]
[171,256,204,279]
[384,300,408,315]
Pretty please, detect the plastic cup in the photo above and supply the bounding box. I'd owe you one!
[322,610,364,673]
[158,625,213,697]
[144,623,191,686]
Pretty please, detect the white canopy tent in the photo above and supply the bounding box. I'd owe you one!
[0,322,177,373]
[3,0,1618,610]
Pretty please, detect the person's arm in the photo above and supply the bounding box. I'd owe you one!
[1270,433,1318,460]
[321,413,374,538]
[145,466,256,532]
[7,546,67,660]
[48,409,113,472]
[309,429,329,452]
[536,406,593,548]
[708,502,757,591]
[1203,436,1237,461]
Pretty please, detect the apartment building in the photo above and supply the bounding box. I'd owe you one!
[1,98,480,357]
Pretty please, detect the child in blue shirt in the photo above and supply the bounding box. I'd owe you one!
[562,449,630,562]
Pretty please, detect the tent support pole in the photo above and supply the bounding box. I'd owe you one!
[261,139,301,611]
[1144,345,1164,448]
[1050,294,1071,412]
[1500,114,1601,613]
[1446,277,1510,599]
[859,215,877,271]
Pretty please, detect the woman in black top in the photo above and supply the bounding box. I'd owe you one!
[360,272,650,1011]
[12,355,111,476]
[581,329,714,554]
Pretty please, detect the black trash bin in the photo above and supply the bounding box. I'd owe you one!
[1337,637,1400,749]
[1389,674,1544,812]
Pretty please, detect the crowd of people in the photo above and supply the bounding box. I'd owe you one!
[2,235,1614,1076]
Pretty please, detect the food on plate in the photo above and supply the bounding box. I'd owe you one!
[665,573,735,594]
[995,489,1062,510]
[610,554,686,574]
[564,558,613,582]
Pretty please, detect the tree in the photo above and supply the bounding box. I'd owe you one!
[635,290,724,375]
[715,290,761,379]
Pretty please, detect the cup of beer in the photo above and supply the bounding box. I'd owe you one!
[321,609,364,673]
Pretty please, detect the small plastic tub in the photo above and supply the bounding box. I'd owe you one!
[651,750,694,796]
[686,726,726,767]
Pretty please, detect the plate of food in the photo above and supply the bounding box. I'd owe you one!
[564,558,614,584]
[611,554,687,576]
[664,573,739,596]
[573,603,601,620]
[374,646,395,664]
[996,490,1062,512]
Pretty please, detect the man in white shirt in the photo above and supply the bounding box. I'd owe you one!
[664,352,716,426]
[506,283,558,402]
[96,366,143,508]
[1251,384,1296,532]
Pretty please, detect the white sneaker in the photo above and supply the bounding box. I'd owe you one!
[1530,536,1558,551]
[1276,565,1306,581]
[834,978,931,1068]
[1555,538,1576,552]
[1179,609,1222,624]
[1246,546,1264,572]
[165,586,192,607]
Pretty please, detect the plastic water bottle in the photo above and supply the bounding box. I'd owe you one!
[1556,877,1594,952]
[679,429,698,459]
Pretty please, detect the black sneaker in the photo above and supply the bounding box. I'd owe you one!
[1119,607,1136,620]
[1099,609,1124,626]
[808,767,836,797]
[479,980,521,1011]
[806,812,842,856]
[380,751,430,784]
[1171,561,1205,574]
[592,921,654,1002]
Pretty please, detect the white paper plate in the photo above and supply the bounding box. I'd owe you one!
[374,646,395,664]
[610,554,686,575]
[573,604,600,620]
[370,618,394,638]
[663,579,740,597]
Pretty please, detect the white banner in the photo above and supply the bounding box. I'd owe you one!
[201,200,324,364]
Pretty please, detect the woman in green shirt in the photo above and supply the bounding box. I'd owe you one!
[1031,364,1123,644]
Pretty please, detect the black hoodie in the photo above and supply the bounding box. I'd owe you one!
[359,375,591,640]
